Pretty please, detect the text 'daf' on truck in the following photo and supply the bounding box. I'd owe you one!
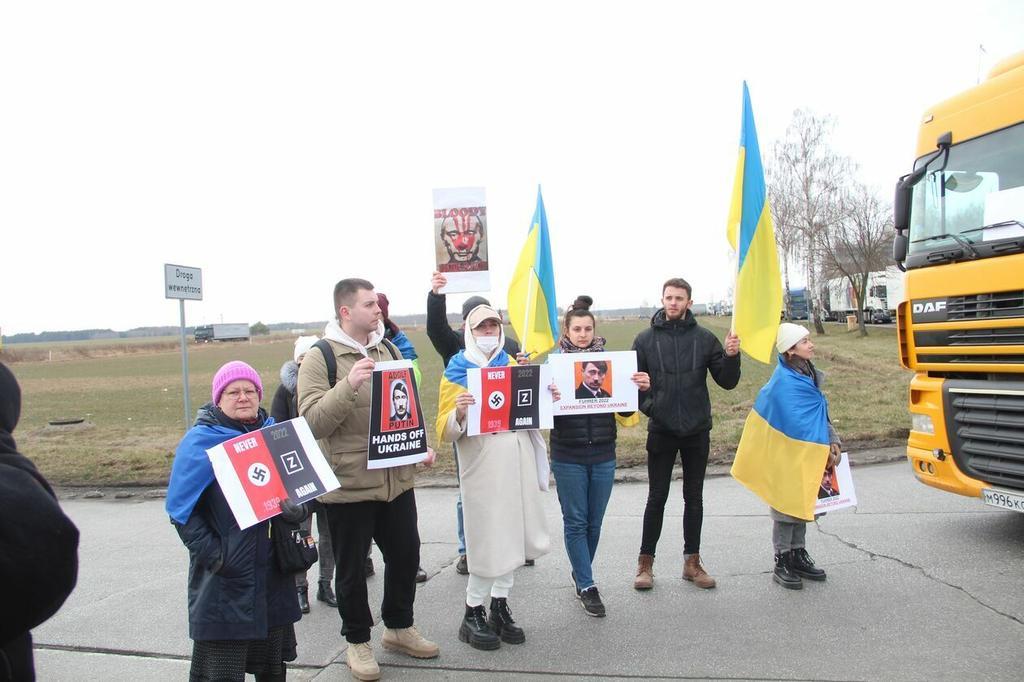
[892,51,1024,513]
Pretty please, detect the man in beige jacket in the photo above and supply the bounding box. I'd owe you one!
[298,278,438,681]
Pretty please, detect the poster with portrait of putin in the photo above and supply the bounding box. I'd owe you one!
[368,360,429,469]
[550,351,639,415]
[432,186,490,293]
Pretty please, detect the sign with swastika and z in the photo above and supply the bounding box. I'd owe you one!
[206,417,340,529]
[466,364,553,436]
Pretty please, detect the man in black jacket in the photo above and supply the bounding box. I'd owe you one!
[427,272,523,575]
[631,278,740,591]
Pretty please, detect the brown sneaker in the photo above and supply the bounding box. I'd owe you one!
[382,625,440,659]
[346,642,381,681]
[683,553,716,589]
[633,554,654,590]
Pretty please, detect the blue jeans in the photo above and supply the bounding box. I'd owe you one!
[551,458,616,591]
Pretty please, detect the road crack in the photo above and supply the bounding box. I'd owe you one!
[815,524,1024,627]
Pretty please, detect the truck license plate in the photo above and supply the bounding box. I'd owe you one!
[982,488,1024,513]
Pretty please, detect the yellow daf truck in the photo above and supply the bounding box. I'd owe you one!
[892,51,1024,512]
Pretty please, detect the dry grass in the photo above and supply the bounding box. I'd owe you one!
[7,319,909,484]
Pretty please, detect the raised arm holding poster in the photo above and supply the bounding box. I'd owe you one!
[368,359,429,469]
[207,417,339,529]
[549,350,639,415]
[432,186,489,293]
[466,364,553,436]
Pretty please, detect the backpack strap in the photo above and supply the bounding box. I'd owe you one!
[313,339,338,388]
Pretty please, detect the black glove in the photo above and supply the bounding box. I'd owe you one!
[278,497,308,524]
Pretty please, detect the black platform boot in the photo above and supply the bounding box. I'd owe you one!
[489,597,526,644]
[772,552,802,590]
[297,586,310,614]
[458,604,500,650]
[317,580,338,607]
[790,548,827,581]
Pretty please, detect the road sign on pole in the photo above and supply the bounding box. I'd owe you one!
[165,264,203,430]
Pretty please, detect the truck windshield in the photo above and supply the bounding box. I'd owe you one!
[909,122,1024,255]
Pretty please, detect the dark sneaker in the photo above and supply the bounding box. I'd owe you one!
[578,586,606,617]
[524,559,535,566]
[789,548,826,581]
[455,554,469,575]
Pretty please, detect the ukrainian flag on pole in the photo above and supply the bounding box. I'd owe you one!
[726,82,783,364]
[507,186,558,356]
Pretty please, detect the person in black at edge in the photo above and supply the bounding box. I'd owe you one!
[427,271,527,575]
[0,362,80,682]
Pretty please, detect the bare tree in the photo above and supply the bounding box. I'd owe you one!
[818,182,894,337]
[766,157,802,319]
[770,109,851,334]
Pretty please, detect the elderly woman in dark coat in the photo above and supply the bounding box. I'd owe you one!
[166,361,306,682]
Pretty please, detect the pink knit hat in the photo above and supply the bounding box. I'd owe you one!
[212,361,263,404]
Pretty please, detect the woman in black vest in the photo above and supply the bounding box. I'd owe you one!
[549,297,649,618]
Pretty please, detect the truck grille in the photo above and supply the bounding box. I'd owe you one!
[947,290,1024,320]
[915,327,1024,346]
[944,382,1024,490]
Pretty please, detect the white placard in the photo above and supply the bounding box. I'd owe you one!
[549,351,639,415]
[814,452,857,514]
[164,263,203,300]
[432,186,490,294]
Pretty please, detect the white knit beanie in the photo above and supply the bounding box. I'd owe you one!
[293,335,319,363]
[776,323,810,354]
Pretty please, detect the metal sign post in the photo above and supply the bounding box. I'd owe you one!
[165,263,203,431]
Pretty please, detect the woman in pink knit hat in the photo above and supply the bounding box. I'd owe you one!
[167,360,308,682]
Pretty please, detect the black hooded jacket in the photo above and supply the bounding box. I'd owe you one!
[631,309,741,437]
[0,363,79,682]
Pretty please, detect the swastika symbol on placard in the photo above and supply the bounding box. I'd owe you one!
[488,391,505,409]
[247,463,271,487]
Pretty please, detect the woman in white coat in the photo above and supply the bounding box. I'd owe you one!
[436,304,555,651]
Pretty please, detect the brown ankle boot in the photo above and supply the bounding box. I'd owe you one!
[683,553,716,589]
[633,554,654,590]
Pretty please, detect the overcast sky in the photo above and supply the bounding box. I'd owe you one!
[2,1,1022,335]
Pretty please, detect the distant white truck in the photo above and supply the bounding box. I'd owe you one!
[194,323,250,343]
[825,267,905,323]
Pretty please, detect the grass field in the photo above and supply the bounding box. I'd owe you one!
[4,318,911,485]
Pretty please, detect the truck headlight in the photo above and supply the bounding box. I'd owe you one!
[911,413,935,435]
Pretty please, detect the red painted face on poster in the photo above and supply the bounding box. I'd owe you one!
[441,214,483,263]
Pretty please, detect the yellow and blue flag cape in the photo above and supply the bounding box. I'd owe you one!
[507,186,557,356]
[730,358,830,521]
[726,82,783,364]
[435,349,513,443]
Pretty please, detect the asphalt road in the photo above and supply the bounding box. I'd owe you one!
[34,460,1024,681]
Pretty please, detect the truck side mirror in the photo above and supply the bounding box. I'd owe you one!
[893,232,908,271]
[894,178,912,232]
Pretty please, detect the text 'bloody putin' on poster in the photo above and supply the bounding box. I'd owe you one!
[368,360,429,469]
[207,417,340,530]
[466,364,553,436]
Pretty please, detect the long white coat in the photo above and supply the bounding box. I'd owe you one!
[442,412,550,578]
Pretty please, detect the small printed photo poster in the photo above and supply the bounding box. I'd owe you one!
[432,186,490,293]
[368,360,429,469]
[466,364,553,436]
[549,351,639,415]
[814,452,858,513]
[207,417,340,530]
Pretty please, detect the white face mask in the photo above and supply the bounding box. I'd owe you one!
[475,336,500,354]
